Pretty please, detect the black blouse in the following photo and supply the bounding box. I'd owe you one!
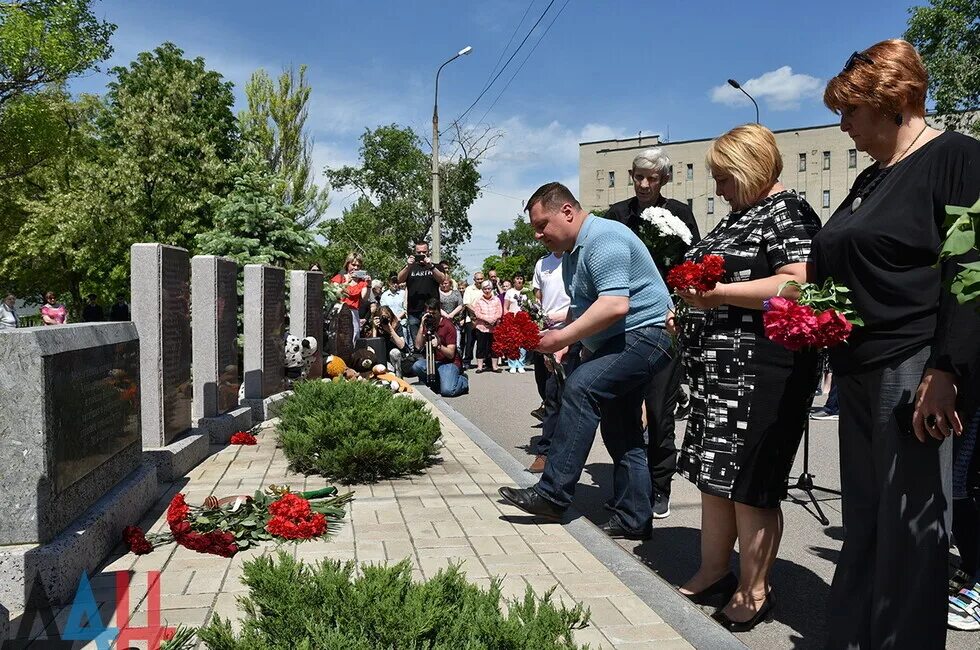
[812,131,980,380]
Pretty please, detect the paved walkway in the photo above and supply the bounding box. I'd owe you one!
[14,390,700,649]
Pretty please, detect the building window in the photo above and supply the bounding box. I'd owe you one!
[822,151,831,170]
[798,153,806,172]
[686,163,694,181]
[596,170,603,182]
[707,197,714,214]
[608,171,615,188]
[822,190,830,208]
[799,190,806,201]
[848,149,857,168]
[687,198,693,210]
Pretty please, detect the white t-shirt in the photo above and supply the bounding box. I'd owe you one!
[504,288,521,314]
[533,253,570,329]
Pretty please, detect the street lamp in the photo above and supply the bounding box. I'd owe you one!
[727,78,760,124]
[431,45,473,263]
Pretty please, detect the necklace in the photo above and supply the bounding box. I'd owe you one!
[851,124,928,212]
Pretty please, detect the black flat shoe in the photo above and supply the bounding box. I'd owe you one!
[497,486,566,520]
[599,518,652,540]
[711,590,776,633]
[685,572,739,608]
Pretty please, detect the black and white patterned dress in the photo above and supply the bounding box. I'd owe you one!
[677,190,821,508]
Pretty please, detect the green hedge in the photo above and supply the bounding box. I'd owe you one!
[277,380,441,484]
[198,553,591,649]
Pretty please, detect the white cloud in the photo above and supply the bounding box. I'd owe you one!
[710,66,823,111]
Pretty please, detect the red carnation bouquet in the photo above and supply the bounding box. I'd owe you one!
[230,431,257,445]
[667,254,726,294]
[492,311,542,360]
[122,486,352,557]
[763,278,863,351]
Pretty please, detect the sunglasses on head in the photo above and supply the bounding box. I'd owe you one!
[842,51,874,73]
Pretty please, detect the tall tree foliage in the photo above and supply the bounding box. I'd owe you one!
[906,0,980,136]
[494,215,546,277]
[239,65,328,228]
[99,42,239,250]
[196,154,314,269]
[325,124,482,268]
[0,0,114,181]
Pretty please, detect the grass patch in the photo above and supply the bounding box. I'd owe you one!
[198,552,591,649]
[277,380,441,484]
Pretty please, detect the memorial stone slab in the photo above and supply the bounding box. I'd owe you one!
[243,264,286,400]
[0,323,141,545]
[131,243,192,447]
[289,270,325,378]
[192,255,241,420]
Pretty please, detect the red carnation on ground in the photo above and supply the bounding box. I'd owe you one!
[122,526,153,555]
[492,311,542,360]
[230,431,257,445]
[265,493,327,540]
[166,493,189,528]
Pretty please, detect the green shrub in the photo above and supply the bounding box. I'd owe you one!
[198,552,591,650]
[277,380,441,484]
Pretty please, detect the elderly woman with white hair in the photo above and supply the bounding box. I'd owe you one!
[606,147,701,520]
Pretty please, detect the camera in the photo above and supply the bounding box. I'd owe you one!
[379,314,391,326]
[351,270,369,280]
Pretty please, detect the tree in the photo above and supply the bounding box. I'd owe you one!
[495,216,546,276]
[99,42,239,251]
[0,0,115,108]
[310,196,405,279]
[239,65,328,228]
[906,0,980,136]
[325,124,483,266]
[481,254,529,283]
[0,93,130,310]
[0,0,115,181]
[195,154,314,269]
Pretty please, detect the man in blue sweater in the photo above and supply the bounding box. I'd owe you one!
[498,182,673,539]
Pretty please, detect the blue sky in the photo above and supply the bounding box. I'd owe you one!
[69,0,915,275]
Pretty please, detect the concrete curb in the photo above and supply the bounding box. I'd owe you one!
[417,385,747,650]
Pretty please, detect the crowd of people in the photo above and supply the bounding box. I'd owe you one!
[494,39,980,648]
[0,291,131,329]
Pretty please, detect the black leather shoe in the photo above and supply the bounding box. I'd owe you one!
[685,572,738,608]
[711,590,776,633]
[497,486,566,520]
[599,518,652,540]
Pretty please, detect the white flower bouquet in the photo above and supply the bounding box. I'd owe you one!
[637,206,693,267]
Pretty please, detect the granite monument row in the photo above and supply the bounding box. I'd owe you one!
[0,243,323,627]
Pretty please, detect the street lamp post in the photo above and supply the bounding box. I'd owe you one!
[727,78,760,124]
[431,45,473,263]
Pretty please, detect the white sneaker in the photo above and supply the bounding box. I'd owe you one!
[509,368,517,373]
[517,367,526,373]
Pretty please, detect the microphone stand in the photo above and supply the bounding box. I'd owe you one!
[787,416,841,526]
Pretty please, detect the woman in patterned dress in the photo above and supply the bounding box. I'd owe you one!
[675,124,821,632]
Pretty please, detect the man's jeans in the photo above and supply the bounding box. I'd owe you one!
[407,313,422,352]
[412,358,469,397]
[535,326,672,533]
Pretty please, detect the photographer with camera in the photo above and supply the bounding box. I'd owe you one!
[362,306,409,377]
[411,298,468,397]
[397,240,447,349]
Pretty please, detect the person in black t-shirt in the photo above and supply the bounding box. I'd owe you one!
[82,293,104,322]
[396,240,447,348]
[816,39,980,647]
[605,148,701,521]
[109,293,130,321]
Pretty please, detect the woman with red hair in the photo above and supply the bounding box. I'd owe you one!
[815,39,980,647]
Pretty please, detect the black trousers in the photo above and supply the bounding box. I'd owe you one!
[826,346,951,650]
[462,321,477,363]
[474,330,494,363]
[645,350,681,497]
